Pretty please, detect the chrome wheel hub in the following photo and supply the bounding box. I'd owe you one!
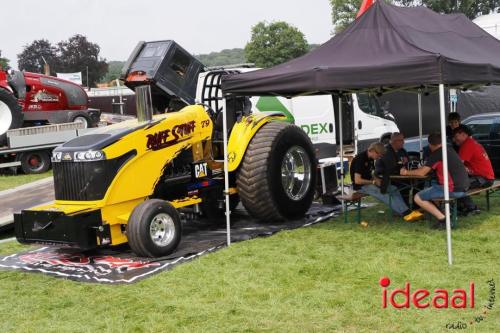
[149,213,176,247]
[281,146,312,201]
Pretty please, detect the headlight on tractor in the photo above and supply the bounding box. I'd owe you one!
[74,150,105,162]
[52,150,106,162]
[52,152,63,162]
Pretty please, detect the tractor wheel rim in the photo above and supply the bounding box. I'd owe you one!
[0,100,13,135]
[74,116,88,128]
[149,213,176,247]
[281,146,311,201]
[29,155,41,167]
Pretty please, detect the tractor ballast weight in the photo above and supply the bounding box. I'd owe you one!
[15,40,317,257]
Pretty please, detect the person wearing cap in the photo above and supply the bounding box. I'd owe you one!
[350,142,423,222]
[401,133,470,229]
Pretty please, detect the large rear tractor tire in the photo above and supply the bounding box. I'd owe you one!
[236,122,317,221]
[127,199,182,257]
[0,89,23,144]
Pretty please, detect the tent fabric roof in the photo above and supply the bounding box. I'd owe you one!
[221,2,500,96]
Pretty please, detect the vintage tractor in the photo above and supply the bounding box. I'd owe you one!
[0,68,100,143]
[14,41,317,257]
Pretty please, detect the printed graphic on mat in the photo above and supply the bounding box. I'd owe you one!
[0,246,218,284]
[20,251,161,276]
[0,204,341,284]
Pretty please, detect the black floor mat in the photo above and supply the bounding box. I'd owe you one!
[0,203,341,284]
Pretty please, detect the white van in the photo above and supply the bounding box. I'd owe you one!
[197,69,399,158]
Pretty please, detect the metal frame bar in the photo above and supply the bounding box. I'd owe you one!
[222,97,231,246]
[439,84,453,265]
[338,95,345,195]
[418,91,423,161]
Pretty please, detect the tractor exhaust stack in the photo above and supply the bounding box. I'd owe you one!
[135,85,153,122]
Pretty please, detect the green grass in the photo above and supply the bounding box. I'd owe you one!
[0,170,52,191]
[0,194,498,332]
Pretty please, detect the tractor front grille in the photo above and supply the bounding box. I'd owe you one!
[53,151,136,201]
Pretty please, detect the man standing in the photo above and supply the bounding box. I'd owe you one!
[375,132,410,202]
[401,133,470,229]
[350,142,422,221]
[453,125,495,214]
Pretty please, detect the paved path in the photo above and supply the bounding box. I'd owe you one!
[0,177,54,228]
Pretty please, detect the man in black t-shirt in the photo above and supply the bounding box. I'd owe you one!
[400,132,470,229]
[350,142,423,222]
[375,133,410,202]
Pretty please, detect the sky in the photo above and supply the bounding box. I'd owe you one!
[1,0,333,69]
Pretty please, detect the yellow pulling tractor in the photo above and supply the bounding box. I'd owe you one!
[14,41,317,257]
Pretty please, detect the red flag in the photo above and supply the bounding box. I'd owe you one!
[356,0,374,18]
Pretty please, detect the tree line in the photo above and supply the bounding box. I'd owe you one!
[2,1,497,85]
[13,34,107,87]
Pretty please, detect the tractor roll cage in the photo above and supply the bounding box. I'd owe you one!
[200,70,252,137]
[200,70,240,115]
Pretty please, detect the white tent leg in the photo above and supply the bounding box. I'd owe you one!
[338,96,345,195]
[439,84,452,265]
[418,92,423,162]
[222,97,231,246]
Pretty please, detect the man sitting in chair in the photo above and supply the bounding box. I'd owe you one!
[350,142,423,222]
[375,132,410,205]
[400,133,470,229]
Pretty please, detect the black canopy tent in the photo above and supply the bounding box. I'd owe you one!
[222,2,500,95]
[219,1,500,264]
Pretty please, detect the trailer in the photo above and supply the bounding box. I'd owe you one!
[0,122,94,174]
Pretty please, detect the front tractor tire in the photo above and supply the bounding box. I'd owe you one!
[236,122,317,221]
[127,199,182,257]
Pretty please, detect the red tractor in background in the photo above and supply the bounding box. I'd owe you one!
[0,68,100,143]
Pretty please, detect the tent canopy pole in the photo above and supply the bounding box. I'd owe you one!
[438,84,453,265]
[418,91,423,162]
[335,94,345,195]
[222,96,231,246]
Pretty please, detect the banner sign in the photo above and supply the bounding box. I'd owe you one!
[56,72,83,85]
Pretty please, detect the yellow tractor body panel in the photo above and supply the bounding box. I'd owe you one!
[29,202,100,214]
[100,106,212,206]
[227,113,286,172]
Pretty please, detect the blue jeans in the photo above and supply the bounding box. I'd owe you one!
[417,183,466,201]
[359,184,409,215]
